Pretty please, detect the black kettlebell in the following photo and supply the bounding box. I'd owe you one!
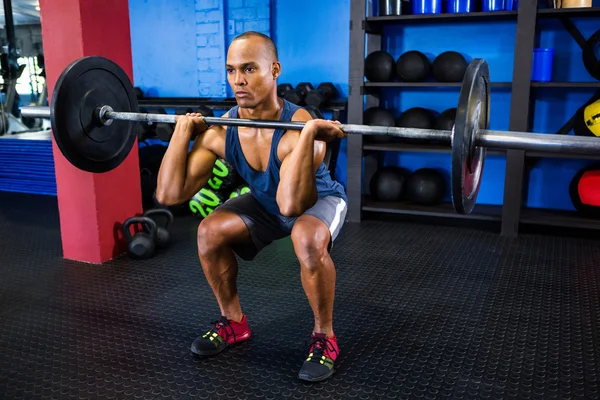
[143,208,174,249]
[123,216,157,259]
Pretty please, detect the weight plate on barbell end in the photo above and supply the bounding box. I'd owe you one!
[451,58,489,215]
[51,56,138,173]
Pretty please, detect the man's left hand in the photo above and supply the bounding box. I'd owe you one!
[302,119,347,143]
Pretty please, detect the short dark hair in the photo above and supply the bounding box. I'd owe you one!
[232,31,278,61]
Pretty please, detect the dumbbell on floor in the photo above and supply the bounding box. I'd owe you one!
[284,82,314,105]
[155,108,187,141]
[175,106,214,117]
[305,82,338,108]
[134,87,144,99]
[296,82,314,98]
[277,83,293,98]
[139,106,166,140]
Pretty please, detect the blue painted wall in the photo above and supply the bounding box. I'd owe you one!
[226,0,271,48]
[272,0,351,189]
[129,0,199,97]
[130,0,269,98]
[129,0,348,98]
[195,0,228,97]
[272,0,350,98]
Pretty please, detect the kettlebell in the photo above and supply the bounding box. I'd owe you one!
[122,216,158,259]
[143,208,174,249]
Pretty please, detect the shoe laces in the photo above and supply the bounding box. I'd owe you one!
[207,316,236,342]
[306,334,338,362]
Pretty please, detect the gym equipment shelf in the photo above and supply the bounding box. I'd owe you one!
[362,197,503,222]
[363,143,452,153]
[531,82,600,88]
[519,207,600,229]
[364,82,512,88]
[526,150,600,160]
[348,0,518,227]
[364,11,518,33]
[537,6,600,18]
[348,0,600,236]
[363,142,507,155]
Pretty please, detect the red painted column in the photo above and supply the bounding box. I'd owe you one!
[39,0,142,263]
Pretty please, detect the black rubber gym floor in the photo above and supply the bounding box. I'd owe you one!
[1,191,599,399]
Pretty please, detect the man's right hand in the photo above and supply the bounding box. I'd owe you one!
[176,112,209,136]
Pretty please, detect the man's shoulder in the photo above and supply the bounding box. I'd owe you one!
[281,108,311,144]
[291,107,313,123]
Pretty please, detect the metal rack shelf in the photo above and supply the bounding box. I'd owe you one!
[520,207,600,229]
[531,82,600,88]
[364,11,518,32]
[347,0,600,236]
[362,197,503,221]
[536,6,600,18]
[363,82,512,88]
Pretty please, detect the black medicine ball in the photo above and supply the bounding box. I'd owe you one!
[434,108,457,131]
[364,107,396,126]
[369,166,410,201]
[396,50,431,82]
[583,29,600,81]
[396,107,436,129]
[365,50,396,82]
[432,51,468,82]
[364,107,396,143]
[406,168,446,205]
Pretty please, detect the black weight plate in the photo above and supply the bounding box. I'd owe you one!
[51,56,138,173]
[451,58,489,215]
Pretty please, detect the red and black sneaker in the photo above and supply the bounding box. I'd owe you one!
[298,333,340,382]
[190,314,251,356]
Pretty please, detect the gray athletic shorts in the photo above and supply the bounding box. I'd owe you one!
[216,193,347,261]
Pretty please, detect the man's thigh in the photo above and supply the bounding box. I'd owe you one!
[298,196,348,250]
[216,194,291,261]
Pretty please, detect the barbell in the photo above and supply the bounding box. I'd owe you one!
[21,56,600,215]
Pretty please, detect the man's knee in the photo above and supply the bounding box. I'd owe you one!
[197,217,224,257]
[291,216,331,268]
[197,211,248,257]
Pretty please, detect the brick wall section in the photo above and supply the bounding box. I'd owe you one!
[195,0,227,97]
[225,0,271,96]
[195,0,271,97]
[226,0,270,47]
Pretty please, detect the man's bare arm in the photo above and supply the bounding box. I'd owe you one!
[155,115,224,205]
[276,109,326,217]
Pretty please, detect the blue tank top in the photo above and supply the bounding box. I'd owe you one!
[224,99,347,216]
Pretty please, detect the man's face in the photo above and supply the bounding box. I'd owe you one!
[226,38,278,108]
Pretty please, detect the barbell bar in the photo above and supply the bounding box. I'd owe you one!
[18,56,600,215]
[21,106,600,155]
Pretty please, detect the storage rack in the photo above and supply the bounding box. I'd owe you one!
[499,3,600,236]
[347,0,600,236]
